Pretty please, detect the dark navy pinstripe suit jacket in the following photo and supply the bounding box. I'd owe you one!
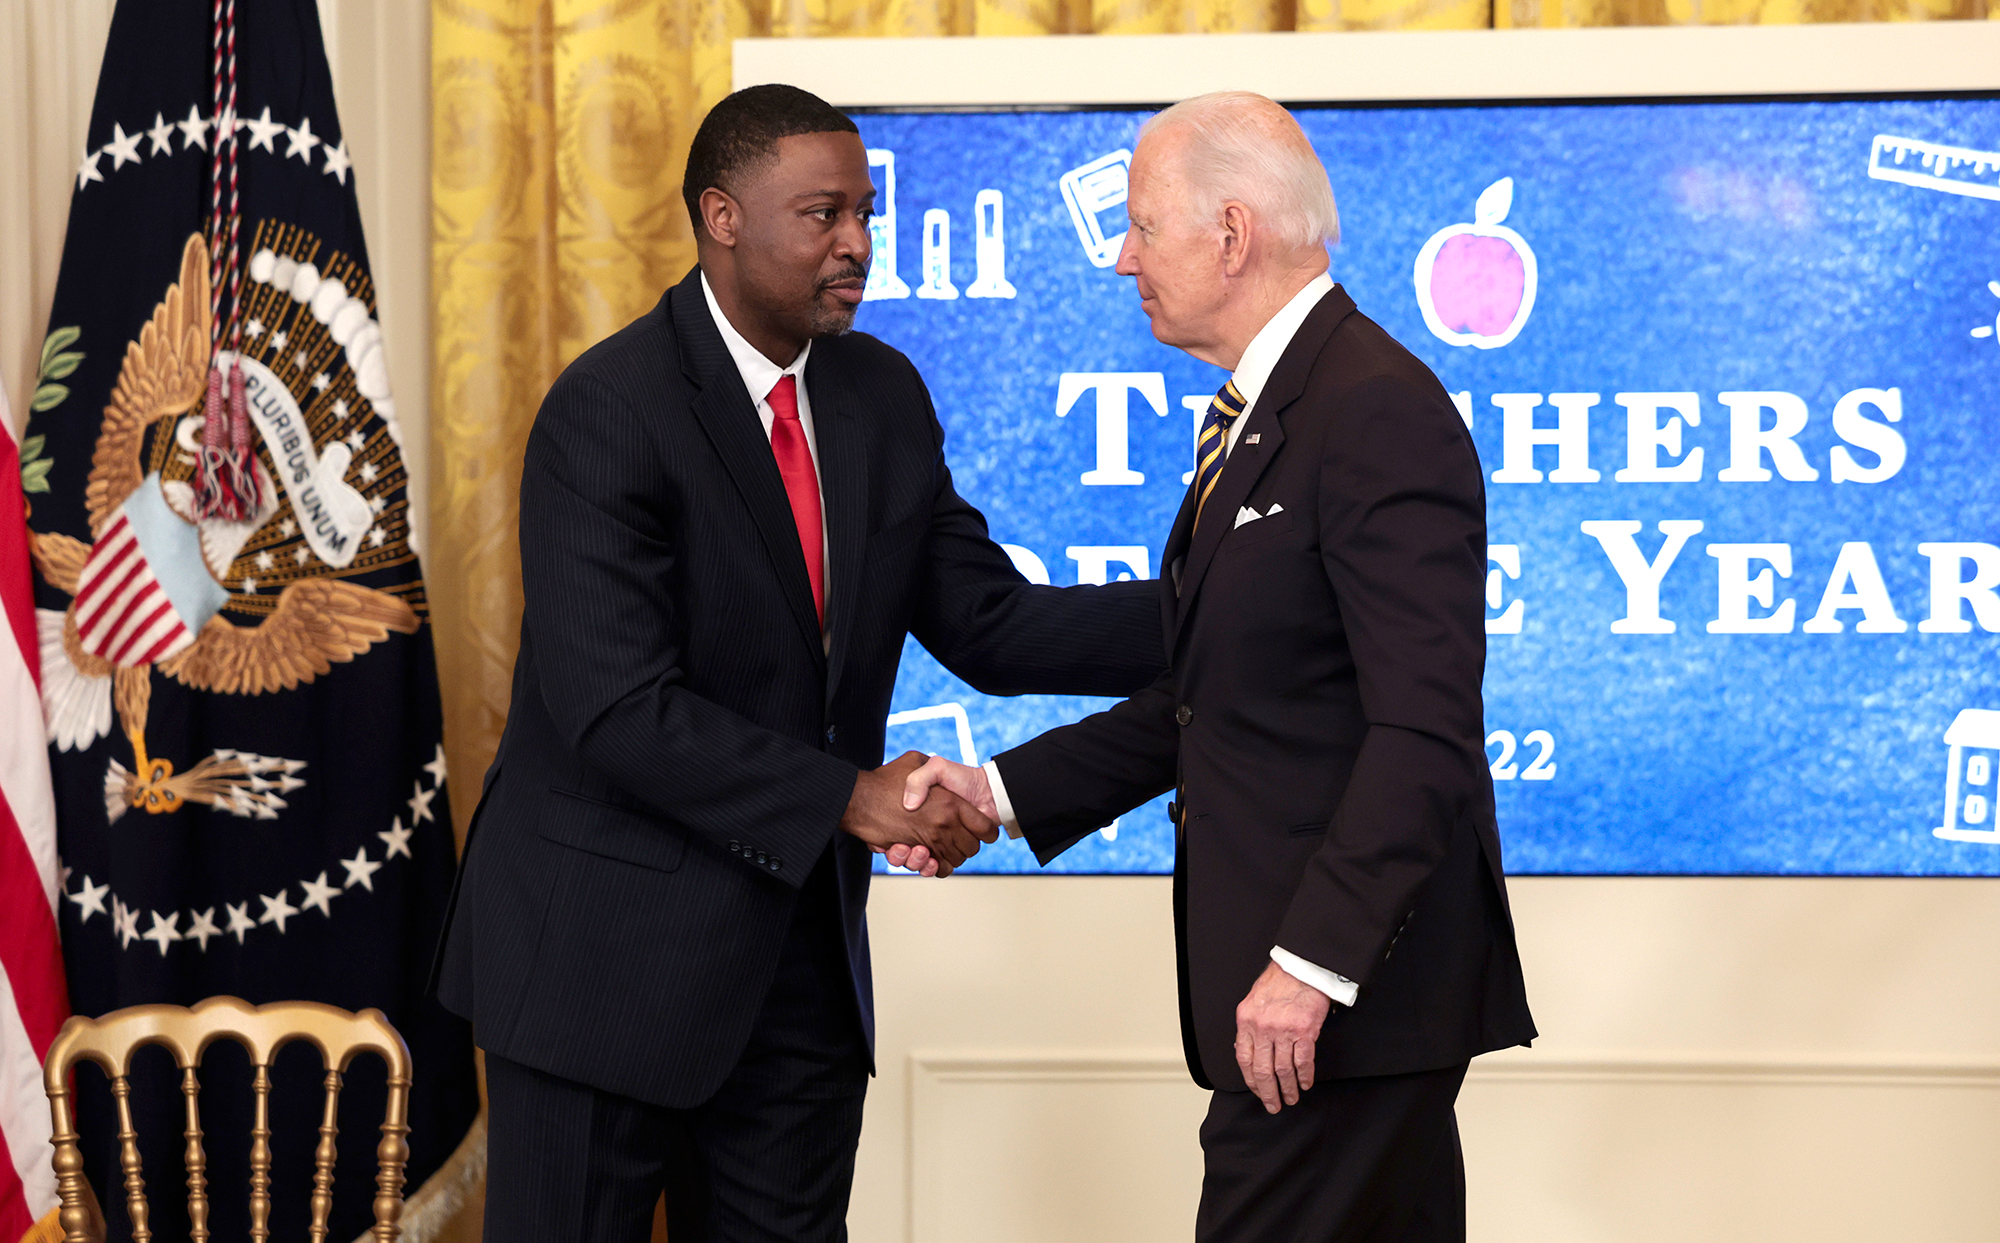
[433,267,1163,1108]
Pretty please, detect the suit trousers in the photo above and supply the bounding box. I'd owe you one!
[1195,1060,1469,1243]
[481,847,870,1243]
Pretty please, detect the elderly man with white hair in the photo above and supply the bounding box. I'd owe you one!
[900,92,1536,1240]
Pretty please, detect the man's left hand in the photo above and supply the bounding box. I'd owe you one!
[1235,961,1332,1114]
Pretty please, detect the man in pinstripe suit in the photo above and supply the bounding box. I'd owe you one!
[433,86,1164,1242]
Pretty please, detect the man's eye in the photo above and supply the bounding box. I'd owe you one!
[856,208,875,224]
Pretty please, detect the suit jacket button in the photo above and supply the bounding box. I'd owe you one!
[1176,705,1193,726]
[769,859,782,872]
[825,724,838,744]
[755,850,768,865]
[728,841,741,854]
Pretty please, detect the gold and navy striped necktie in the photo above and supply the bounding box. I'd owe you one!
[1192,379,1247,531]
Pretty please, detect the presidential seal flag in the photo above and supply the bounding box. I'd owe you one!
[22,2,478,1239]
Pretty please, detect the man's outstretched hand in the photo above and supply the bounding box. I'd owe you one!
[884,756,999,874]
[842,751,998,877]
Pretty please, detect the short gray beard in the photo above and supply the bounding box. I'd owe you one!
[807,302,857,338]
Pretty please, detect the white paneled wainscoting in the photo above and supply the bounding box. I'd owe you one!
[853,876,2000,1243]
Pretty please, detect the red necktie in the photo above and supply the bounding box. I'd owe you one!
[765,374,824,622]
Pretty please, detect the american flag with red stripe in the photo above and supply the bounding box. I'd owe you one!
[71,512,196,668]
[0,378,69,1241]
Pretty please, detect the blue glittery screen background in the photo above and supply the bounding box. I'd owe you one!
[851,98,2000,876]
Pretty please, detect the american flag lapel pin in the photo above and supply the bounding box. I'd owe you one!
[1244,433,1261,445]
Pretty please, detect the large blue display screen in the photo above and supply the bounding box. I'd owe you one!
[854,98,2000,876]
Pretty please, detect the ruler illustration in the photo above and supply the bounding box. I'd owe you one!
[1868,133,2000,203]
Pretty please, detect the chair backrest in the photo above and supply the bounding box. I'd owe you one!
[42,995,412,1243]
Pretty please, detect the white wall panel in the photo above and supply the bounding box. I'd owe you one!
[857,876,2000,1242]
[909,1054,1208,1243]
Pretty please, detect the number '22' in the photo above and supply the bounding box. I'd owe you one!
[1486,730,1555,781]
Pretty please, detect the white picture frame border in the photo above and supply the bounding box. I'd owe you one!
[735,24,2000,108]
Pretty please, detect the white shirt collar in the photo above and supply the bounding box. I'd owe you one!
[701,270,810,406]
[1229,271,1335,417]
[698,270,830,649]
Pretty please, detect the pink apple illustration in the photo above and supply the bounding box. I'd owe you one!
[1413,178,1538,350]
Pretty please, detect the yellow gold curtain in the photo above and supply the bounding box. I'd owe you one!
[1496,0,1988,25]
[427,0,1990,839]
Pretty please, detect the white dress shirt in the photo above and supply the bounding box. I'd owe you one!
[983,272,1360,1008]
[701,272,831,646]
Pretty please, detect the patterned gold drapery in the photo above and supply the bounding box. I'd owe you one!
[427,1,1988,842]
[1496,0,1988,24]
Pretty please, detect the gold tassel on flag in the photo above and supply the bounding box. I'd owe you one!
[18,1206,64,1243]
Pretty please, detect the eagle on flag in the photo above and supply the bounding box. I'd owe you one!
[32,234,418,824]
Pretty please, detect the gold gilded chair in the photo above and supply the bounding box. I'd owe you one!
[42,995,412,1243]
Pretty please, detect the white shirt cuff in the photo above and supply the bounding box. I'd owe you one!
[982,761,1024,839]
[1270,946,1359,1008]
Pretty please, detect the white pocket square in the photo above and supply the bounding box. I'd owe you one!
[1233,502,1286,530]
[1224,501,1288,531]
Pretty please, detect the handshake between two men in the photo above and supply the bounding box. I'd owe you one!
[845,750,1339,1121]
[444,86,1535,1243]
[839,751,997,877]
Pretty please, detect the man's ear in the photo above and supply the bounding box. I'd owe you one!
[1218,201,1253,278]
[700,186,741,249]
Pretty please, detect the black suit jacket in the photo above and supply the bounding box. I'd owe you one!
[433,268,1162,1108]
[996,286,1536,1091]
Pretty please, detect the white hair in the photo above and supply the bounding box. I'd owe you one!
[1140,91,1340,251]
